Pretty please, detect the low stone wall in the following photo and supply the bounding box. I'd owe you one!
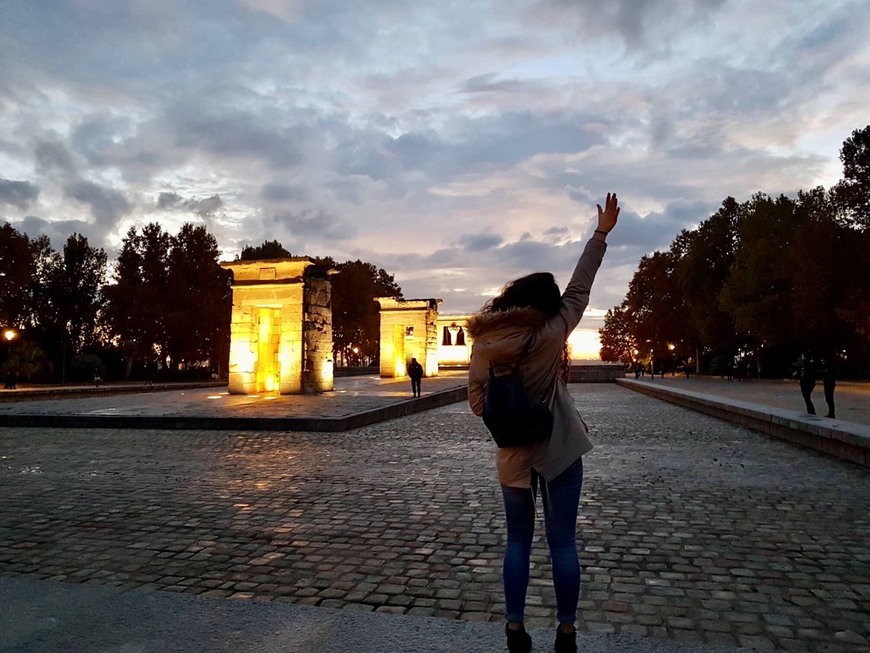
[334,366,379,378]
[568,364,625,383]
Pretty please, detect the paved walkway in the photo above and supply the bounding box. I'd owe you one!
[2,381,869,652]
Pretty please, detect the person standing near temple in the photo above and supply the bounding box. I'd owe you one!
[408,357,423,397]
[798,352,817,415]
[822,355,838,418]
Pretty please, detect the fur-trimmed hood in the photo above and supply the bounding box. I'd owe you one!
[465,307,548,339]
[465,307,550,361]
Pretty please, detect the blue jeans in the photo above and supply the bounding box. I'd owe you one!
[501,456,584,624]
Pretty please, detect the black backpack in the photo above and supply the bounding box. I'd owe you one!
[482,335,554,448]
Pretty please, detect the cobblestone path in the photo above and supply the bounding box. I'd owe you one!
[1,385,868,652]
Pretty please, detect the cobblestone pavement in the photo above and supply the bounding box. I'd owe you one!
[1,385,868,652]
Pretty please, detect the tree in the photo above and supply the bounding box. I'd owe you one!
[36,234,107,379]
[0,223,51,330]
[331,260,402,366]
[238,240,292,261]
[622,244,693,371]
[598,302,634,364]
[165,224,232,374]
[677,197,744,360]
[103,224,171,377]
[834,125,870,229]
[720,193,809,353]
[789,188,844,347]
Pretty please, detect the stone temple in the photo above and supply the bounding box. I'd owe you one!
[221,258,476,395]
[220,258,335,395]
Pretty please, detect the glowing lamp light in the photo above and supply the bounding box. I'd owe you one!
[3,330,15,342]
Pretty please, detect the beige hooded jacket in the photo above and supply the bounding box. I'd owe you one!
[466,238,607,488]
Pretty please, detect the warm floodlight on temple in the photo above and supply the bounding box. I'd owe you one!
[220,258,336,395]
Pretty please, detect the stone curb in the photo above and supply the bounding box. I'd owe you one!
[0,381,227,402]
[0,386,468,432]
[616,378,870,466]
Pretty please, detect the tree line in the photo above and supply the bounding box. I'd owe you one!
[0,225,401,383]
[599,125,870,378]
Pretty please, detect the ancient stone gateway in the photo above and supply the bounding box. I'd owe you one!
[435,315,473,368]
[375,297,441,378]
[220,258,335,395]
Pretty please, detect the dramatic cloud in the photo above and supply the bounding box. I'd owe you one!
[0,179,39,209]
[1,0,867,355]
[64,181,131,229]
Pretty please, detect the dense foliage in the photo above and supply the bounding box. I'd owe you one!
[599,126,870,377]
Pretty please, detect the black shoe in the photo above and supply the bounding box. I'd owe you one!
[505,623,532,653]
[554,626,577,653]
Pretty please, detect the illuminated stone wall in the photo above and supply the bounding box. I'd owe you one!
[375,297,441,378]
[302,276,334,393]
[221,258,334,395]
[435,315,473,367]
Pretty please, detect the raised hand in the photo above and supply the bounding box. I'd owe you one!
[596,193,620,234]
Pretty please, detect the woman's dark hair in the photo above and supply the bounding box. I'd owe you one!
[483,272,570,380]
[486,272,561,317]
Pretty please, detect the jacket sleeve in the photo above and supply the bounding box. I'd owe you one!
[550,238,607,340]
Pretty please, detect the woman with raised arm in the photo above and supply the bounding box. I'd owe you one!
[466,193,620,653]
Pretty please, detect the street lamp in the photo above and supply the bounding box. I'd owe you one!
[4,329,16,360]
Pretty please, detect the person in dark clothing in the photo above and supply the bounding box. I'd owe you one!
[822,356,838,418]
[407,357,423,397]
[798,353,817,415]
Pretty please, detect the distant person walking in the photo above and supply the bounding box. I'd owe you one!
[144,361,155,387]
[798,353,817,415]
[4,369,16,390]
[822,355,838,418]
[407,357,423,397]
[466,193,619,653]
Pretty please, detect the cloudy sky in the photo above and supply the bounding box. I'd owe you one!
[1,0,868,356]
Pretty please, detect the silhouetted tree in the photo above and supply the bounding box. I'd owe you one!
[331,259,402,366]
[598,302,634,364]
[35,233,107,379]
[834,125,870,229]
[165,224,232,375]
[677,197,744,360]
[238,239,292,261]
[103,223,171,377]
[0,223,51,330]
